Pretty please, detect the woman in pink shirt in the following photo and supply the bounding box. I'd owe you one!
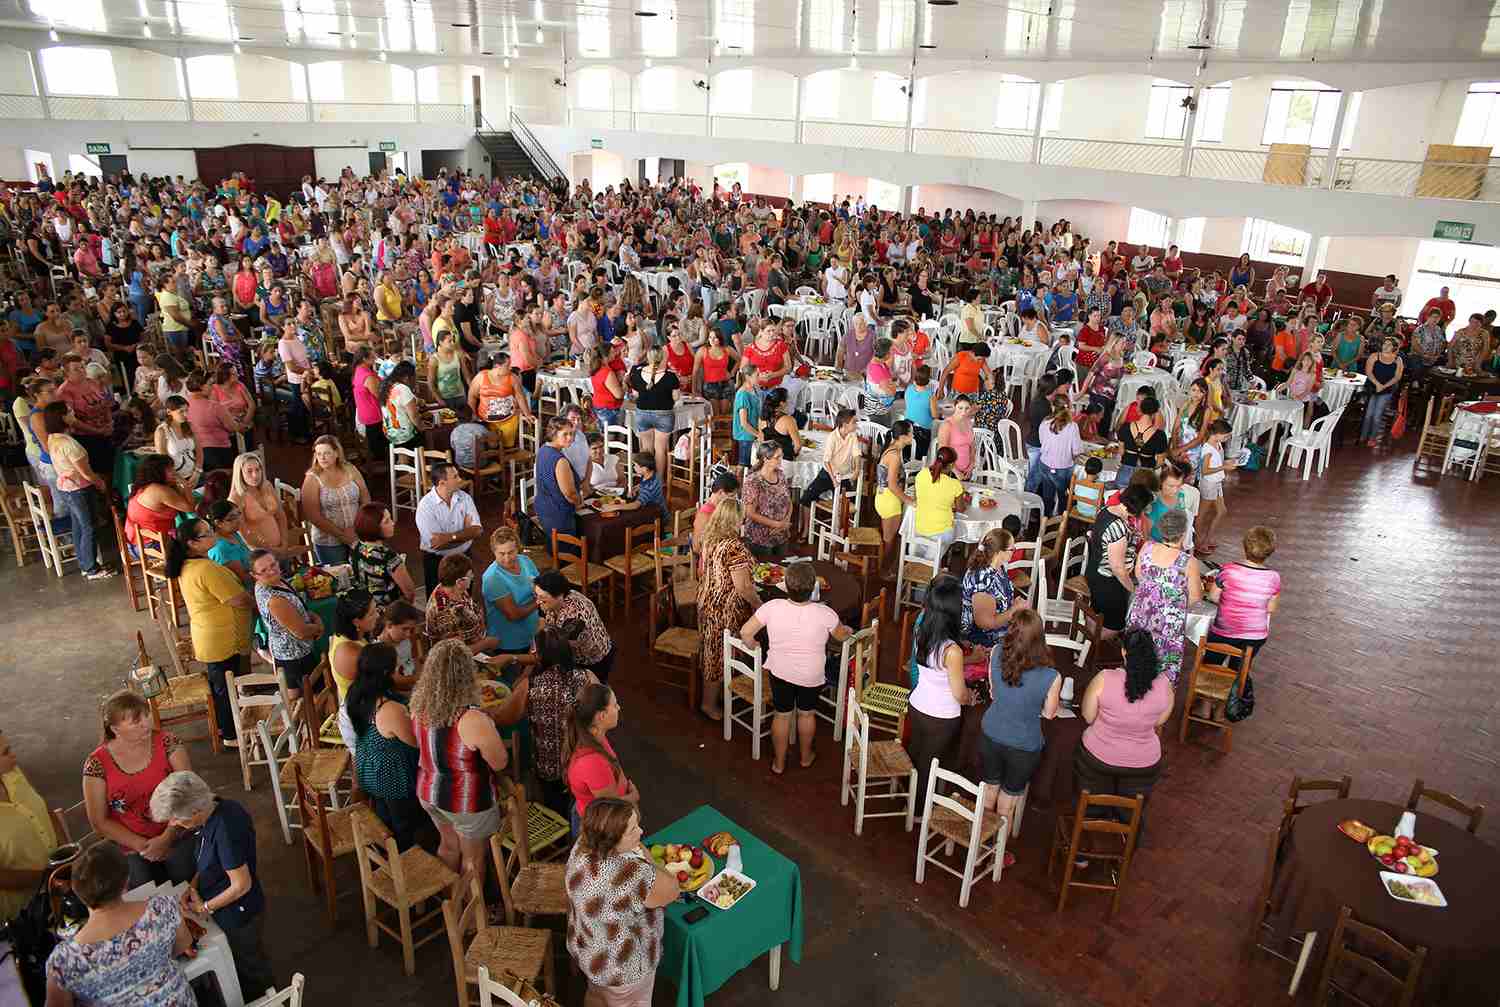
[185,371,239,472]
[739,563,851,775]
[1205,525,1281,658]
[1076,628,1173,835]
[350,346,384,462]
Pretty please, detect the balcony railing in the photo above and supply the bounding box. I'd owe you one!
[0,91,472,128]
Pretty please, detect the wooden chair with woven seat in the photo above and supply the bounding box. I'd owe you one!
[0,487,43,567]
[852,618,908,741]
[1250,812,1321,996]
[23,481,75,576]
[649,579,700,708]
[914,761,1009,908]
[109,503,146,612]
[1406,778,1484,835]
[258,711,352,845]
[841,696,917,836]
[459,431,508,509]
[604,519,661,620]
[476,967,563,1007]
[488,778,568,927]
[1054,473,1105,558]
[1179,641,1254,751]
[148,609,222,754]
[1411,394,1457,475]
[667,422,700,502]
[723,629,773,760]
[292,760,392,925]
[487,773,571,878]
[1314,906,1427,1007]
[818,622,873,743]
[301,658,347,750]
[894,527,943,612]
[352,810,462,976]
[656,515,697,612]
[506,417,540,502]
[550,531,613,612]
[1283,775,1352,829]
[442,874,555,1007]
[1047,790,1143,918]
[138,526,186,630]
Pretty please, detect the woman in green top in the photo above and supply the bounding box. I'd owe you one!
[346,642,422,850]
[1331,316,1365,370]
[204,500,253,584]
[425,329,472,412]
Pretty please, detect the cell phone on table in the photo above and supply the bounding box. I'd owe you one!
[683,906,709,924]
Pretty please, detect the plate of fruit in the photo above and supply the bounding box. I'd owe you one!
[595,494,626,508]
[290,567,336,599]
[478,680,512,708]
[752,563,785,586]
[1367,834,1439,877]
[649,843,714,892]
[698,869,756,910]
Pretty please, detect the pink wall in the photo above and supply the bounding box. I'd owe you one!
[912,184,1023,217]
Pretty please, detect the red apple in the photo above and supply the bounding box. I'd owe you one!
[1394,861,1409,874]
[1380,854,1396,866]
[676,870,689,882]
[690,850,704,868]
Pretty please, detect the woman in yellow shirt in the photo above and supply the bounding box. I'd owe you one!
[913,446,965,556]
[0,732,56,920]
[375,272,404,323]
[167,518,254,741]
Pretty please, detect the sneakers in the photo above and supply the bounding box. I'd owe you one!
[83,568,118,581]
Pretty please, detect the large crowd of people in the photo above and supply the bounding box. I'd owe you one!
[0,159,1493,1006]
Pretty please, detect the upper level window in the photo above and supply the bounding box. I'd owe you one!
[1242,217,1310,265]
[1455,82,1500,148]
[307,62,344,102]
[712,69,751,116]
[1146,80,1230,142]
[993,77,1060,133]
[1127,207,1170,248]
[576,67,613,109]
[186,54,238,100]
[872,73,907,123]
[38,47,117,97]
[1262,81,1343,147]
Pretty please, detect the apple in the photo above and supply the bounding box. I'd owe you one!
[649,844,664,861]
[1394,861,1409,874]
[690,849,704,868]
[676,870,689,882]
[1380,854,1396,866]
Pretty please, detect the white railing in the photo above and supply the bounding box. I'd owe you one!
[510,103,565,126]
[1039,136,1181,175]
[912,127,1031,162]
[712,114,797,144]
[47,95,190,122]
[801,119,906,151]
[634,110,709,136]
[193,99,308,124]
[571,107,632,130]
[313,101,416,123]
[0,92,45,118]
[420,103,473,126]
[1330,156,1500,201]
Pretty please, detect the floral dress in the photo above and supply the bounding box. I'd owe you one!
[697,537,755,690]
[741,472,792,551]
[1123,544,1191,685]
[45,895,195,1007]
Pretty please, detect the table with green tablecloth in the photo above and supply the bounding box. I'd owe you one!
[646,805,804,1007]
[114,448,148,495]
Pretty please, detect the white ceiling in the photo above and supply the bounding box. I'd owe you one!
[4,0,1499,69]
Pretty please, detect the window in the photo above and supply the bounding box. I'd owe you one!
[285,0,337,40]
[176,0,233,39]
[876,0,913,51]
[1176,217,1205,254]
[186,54,238,100]
[806,0,845,52]
[29,0,105,32]
[802,172,834,204]
[1041,82,1062,132]
[307,62,344,101]
[68,153,101,179]
[802,71,839,120]
[867,178,901,211]
[715,0,752,54]
[1262,81,1344,147]
[576,67,614,109]
[381,0,411,50]
[993,76,1039,132]
[38,47,116,97]
[1145,80,1230,141]
[417,67,440,103]
[389,65,414,104]
[1242,217,1310,265]
[713,162,748,191]
[1456,82,1500,148]
[872,73,907,123]
[638,67,680,111]
[576,11,610,58]
[712,69,751,116]
[1127,208,1170,248]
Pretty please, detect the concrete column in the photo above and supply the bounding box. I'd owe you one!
[1178,83,1201,177]
[178,57,195,122]
[26,49,50,119]
[1029,84,1047,164]
[1303,234,1329,281]
[902,47,917,154]
[792,74,803,144]
[1021,198,1038,232]
[1321,91,1352,190]
[791,175,804,201]
[900,185,913,214]
[303,62,315,122]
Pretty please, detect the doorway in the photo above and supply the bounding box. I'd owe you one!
[99,154,128,180]
[472,75,483,129]
[368,151,388,175]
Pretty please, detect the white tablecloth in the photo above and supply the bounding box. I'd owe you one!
[123,882,245,1007]
[536,367,593,401]
[1118,368,1178,404]
[456,231,483,254]
[771,299,841,325]
[988,340,1051,372]
[900,486,1025,544]
[1319,374,1367,412]
[1230,396,1304,453]
[1448,403,1497,470]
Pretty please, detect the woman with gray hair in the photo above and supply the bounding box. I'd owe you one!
[149,771,274,997]
[1121,507,1203,686]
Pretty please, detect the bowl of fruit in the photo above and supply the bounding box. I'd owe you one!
[478,680,512,708]
[649,843,714,892]
[978,496,998,510]
[752,563,785,586]
[289,567,336,599]
[1367,834,1439,877]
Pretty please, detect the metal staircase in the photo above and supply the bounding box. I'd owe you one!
[476,111,563,183]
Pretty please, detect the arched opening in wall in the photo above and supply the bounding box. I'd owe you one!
[713,162,749,192]
[185,54,238,100]
[1241,217,1311,266]
[867,178,901,212]
[914,185,1023,218]
[1406,241,1500,325]
[37,47,118,96]
[307,62,345,101]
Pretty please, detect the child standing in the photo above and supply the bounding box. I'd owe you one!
[903,364,936,458]
[632,452,665,509]
[1195,419,1235,555]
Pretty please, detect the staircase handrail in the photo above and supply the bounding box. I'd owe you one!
[494,110,563,181]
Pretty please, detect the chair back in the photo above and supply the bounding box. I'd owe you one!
[1286,774,1352,818]
[1406,778,1484,835]
[244,974,306,1007]
[603,424,635,492]
[476,967,560,1007]
[1318,906,1428,1007]
[843,694,872,762]
[301,657,338,748]
[1059,535,1088,598]
[1132,351,1157,369]
[922,762,990,845]
[551,530,591,582]
[292,761,333,860]
[441,874,488,986]
[845,621,880,700]
[724,629,761,682]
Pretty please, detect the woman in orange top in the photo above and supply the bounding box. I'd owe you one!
[467,352,530,448]
[1269,319,1307,377]
[940,343,992,397]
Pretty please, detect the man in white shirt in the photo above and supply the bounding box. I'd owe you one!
[824,260,849,304]
[858,274,879,325]
[415,462,482,592]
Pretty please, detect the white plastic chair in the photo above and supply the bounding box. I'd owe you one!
[741,289,766,318]
[804,383,837,427]
[1173,356,1199,390]
[840,696,917,836]
[723,630,772,760]
[995,418,1025,463]
[914,761,1009,908]
[970,428,999,473]
[245,973,306,1007]
[1277,408,1342,480]
[1040,536,1088,631]
[1132,351,1157,369]
[23,482,75,576]
[1052,344,1076,377]
[389,444,423,518]
[603,423,635,493]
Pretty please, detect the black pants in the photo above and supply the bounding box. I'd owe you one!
[364,422,388,465]
[1073,744,1162,838]
[221,914,275,1000]
[586,645,615,684]
[274,651,320,693]
[203,445,237,473]
[907,707,961,809]
[370,794,425,852]
[519,368,537,400]
[205,654,247,742]
[114,350,139,392]
[798,469,855,507]
[286,387,309,442]
[912,425,932,460]
[125,832,198,887]
[422,550,462,592]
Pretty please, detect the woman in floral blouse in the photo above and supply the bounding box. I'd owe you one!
[523,622,593,821]
[424,554,498,654]
[742,441,793,560]
[534,570,615,682]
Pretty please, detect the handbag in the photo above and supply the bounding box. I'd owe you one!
[1389,388,1409,439]
[1225,674,1256,722]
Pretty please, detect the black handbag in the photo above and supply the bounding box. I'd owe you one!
[1225,674,1256,722]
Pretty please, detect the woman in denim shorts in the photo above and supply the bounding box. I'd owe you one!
[629,345,681,483]
[696,328,737,415]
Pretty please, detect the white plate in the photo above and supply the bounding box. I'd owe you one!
[697,868,757,911]
[1378,872,1447,907]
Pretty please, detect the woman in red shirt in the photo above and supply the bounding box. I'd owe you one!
[664,323,696,384]
[742,322,791,391]
[589,346,625,429]
[1162,244,1183,278]
[1075,307,1108,371]
[82,691,195,885]
[695,329,737,413]
[566,683,636,827]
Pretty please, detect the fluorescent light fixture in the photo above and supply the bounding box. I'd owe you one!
[143,23,152,36]
[535,27,543,43]
[49,27,59,41]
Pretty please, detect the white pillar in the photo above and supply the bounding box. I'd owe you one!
[900,185,913,214]
[791,175,804,201]
[902,52,917,154]
[1021,199,1038,232]
[1029,84,1047,164]
[792,74,803,144]
[303,62,315,122]
[1303,234,1329,281]
[178,57,195,122]
[1321,91,1352,190]
[1178,83,1201,177]
[27,49,51,119]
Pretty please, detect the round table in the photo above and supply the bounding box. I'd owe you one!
[988,340,1051,373]
[1118,368,1178,404]
[755,558,862,624]
[770,300,840,326]
[1230,395,1304,456]
[1319,374,1367,412]
[536,367,593,402]
[900,486,1025,545]
[1272,798,1500,1002]
[1430,368,1500,401]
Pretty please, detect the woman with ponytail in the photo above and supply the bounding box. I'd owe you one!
[912,445,964,557]
[962,528,1027,649]
[565,683,638,834]
[1075,628,1172,835]
[1036,395,1084,515]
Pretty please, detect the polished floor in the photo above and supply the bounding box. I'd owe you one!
[5,432,1498,1007]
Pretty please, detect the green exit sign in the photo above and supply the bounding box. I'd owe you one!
[379,141,397,152]
[1434,220,1475,242]
[85,142,111,155]
[590,138,604,149]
